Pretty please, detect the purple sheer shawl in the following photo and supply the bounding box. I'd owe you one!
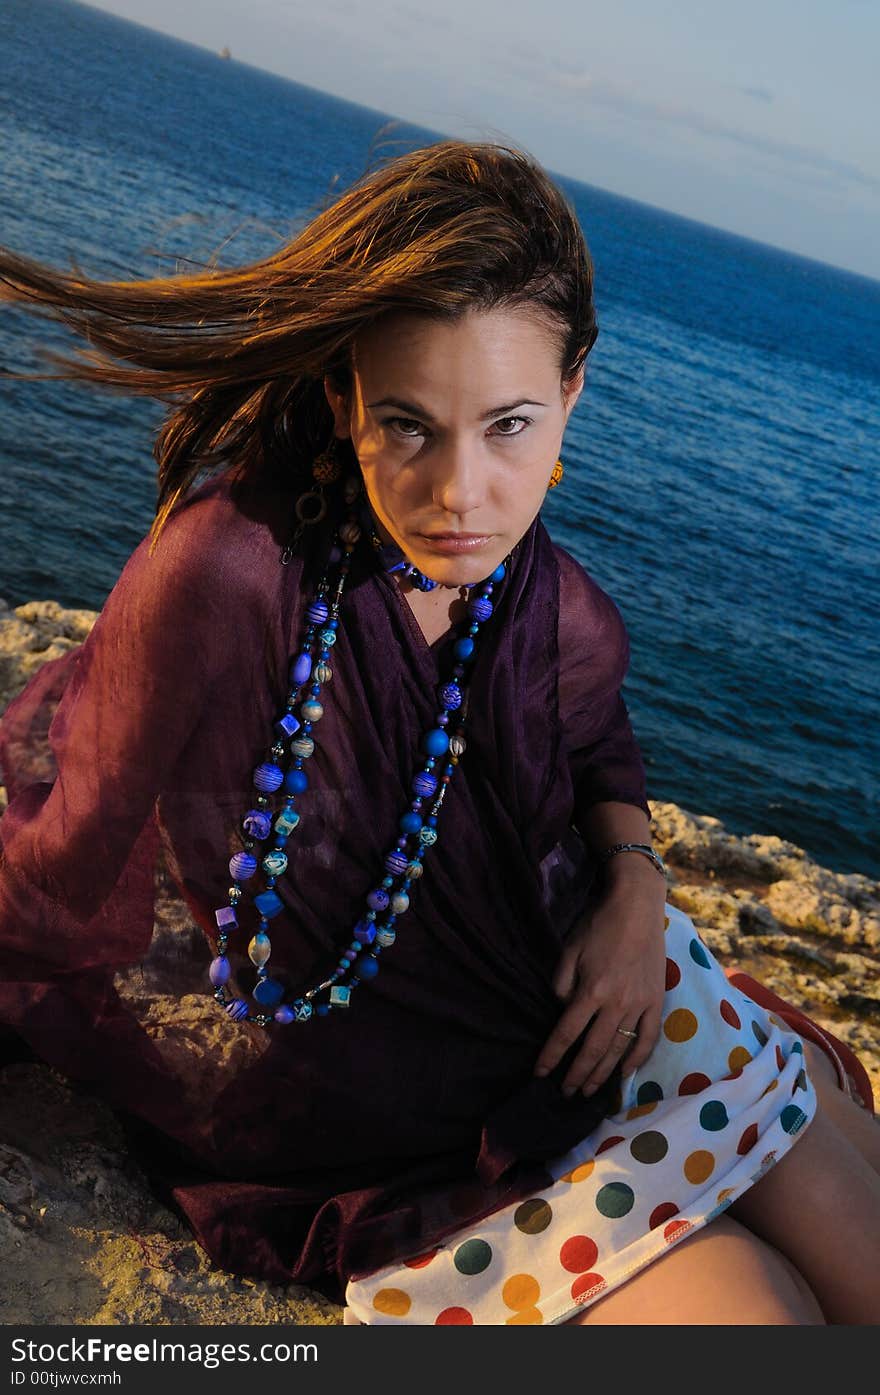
[0,467,650,1305]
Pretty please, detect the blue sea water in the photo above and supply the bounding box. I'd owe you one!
[1,0,878,878]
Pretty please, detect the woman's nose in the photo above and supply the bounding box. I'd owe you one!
[430,446,485,517]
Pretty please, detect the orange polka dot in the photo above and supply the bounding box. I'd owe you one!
[768,1013,787,1029]
[664,1009,699,1043]
[716,1187,736,1204]
[684,1149,715,1184]
[776,1044,786,1071]
[625,1101,658,1120]
[664,914,670,931]
[728,1046,752,1072]
[760,1079,778,1098]
[404,1248,439,1268]
[502,1273,541,1310]
[506,1307,543,1324]
[562,1159,595,1184]
[373,1287,412,1316]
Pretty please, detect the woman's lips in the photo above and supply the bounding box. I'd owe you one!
[418,533,493,554]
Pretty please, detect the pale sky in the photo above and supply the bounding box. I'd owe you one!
[86,0,879,280]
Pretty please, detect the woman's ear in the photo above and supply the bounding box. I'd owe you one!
[323,373,352,440]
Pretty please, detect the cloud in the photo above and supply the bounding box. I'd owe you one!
[739,84,775,103]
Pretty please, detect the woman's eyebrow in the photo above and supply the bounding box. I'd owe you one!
[366,396,547,421]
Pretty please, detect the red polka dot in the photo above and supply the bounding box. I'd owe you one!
[720,999,741,1030]
[775,1044,786,1071]
[649,1201,680,1229]
[737,1123,759,1155]
[665,958,681,990]
[571,1272,607,1303]
[559,1235,599,1273]
[435,1307,474,1324]
[404,1248,439,1268]
[596,1134,625,1155]
[678,1072,712,1095]
[664,1219,693,1243]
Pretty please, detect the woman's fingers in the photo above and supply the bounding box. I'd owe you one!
[532,991,600,1079]
[619,1000,663,1076]
[559,1004,640,1097]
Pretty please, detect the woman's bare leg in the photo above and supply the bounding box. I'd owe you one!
[800,1039,880,1174]
[726,1086,880,1324]
[564,1215,824,1325]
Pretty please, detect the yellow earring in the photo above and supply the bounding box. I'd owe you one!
[312,435,343,484]
[548,458,564,490]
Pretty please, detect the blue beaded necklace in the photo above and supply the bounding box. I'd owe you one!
[208,472,510,1028]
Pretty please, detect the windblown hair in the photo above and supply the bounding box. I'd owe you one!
[0,138,599,554]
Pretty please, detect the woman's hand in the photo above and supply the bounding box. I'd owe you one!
[533,858,668,1097]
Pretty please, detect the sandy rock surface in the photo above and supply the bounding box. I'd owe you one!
[1,597,877,1325]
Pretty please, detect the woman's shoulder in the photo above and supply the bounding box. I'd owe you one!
[549,538,629,652]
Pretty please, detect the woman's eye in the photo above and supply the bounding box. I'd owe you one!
[383,415,532,439]
[492,415,531,436]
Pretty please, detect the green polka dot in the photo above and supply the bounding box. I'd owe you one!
[699,1100,730,1131]
[630,1131,669,1164]
[780,1105,809,1135]
[790,1040,803,1054]
[595,1183,635,1218]
[453,1238,492,1274]
[751,1021,769,1047]
[689,938,711,969]
[637,1081,664,1104]
[514,1199,553,1234]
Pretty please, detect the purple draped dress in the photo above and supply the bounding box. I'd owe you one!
[0,467,649,1305]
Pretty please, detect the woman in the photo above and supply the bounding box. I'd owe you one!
[0,139,877,1326]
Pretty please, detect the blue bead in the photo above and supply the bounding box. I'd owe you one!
[253,762,284,793]
[291,652,312,686]
[274,712,301,740]
[254,977,285,1007]
[229,851,257,881]
[242,809,272,840]
[367,887,389,911]
[284,768,309,795]
[469,595,493,622]
[316,1003,330,1016]
[274,1004,295,1025]
[412,772,438,798]
[399,811,422,835]
[384,850,409,877]
[423,728,450,757]
[306,600,329,625]
[355,953,380,979]
[254,888,284,918]
[354,919,377,945]
[453,637,475,661]
[209,955,230,988]
[490,563,506,583]
[225,999,249,1022]
[440,682,462,710]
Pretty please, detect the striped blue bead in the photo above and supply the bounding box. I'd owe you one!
[284,768,309,795]
[440,682,462,709]
[253,762,284,793]
[306,600,329,625]
[229,852,257,881]
[253,888,285,918]
[468,595,493,622]
[225,1000,249,1021]
[412,772,437,798]
[423,728,450,757]
[385,850,409,877]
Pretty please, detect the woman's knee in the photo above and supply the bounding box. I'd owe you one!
[565,1215,825,1325]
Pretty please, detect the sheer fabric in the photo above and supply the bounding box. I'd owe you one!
[0,467,654,1303]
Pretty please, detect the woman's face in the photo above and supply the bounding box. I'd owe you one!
[323,305,585,587]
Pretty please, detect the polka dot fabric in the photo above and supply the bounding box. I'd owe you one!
[343,900,818,1325]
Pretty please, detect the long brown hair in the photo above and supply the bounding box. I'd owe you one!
[0,138,599,555]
